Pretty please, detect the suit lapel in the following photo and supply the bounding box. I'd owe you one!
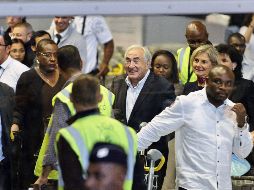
[128,72,154,121]
[121,81,128,123]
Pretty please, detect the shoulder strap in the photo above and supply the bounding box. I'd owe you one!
[81,16,87,35]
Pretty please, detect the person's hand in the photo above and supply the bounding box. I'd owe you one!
[34,176,48,187]
[97,63,109,78]
[231,103,247,128]
[10,124,19,141]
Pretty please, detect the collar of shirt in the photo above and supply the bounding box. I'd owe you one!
[0,56,12,70]
[54,26,69,41]
[67,108,100,125]
[125,69,150,89]
[201,87,234,108]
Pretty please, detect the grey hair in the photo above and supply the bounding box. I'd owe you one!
[124,44,152,67]
[190,44,220,66]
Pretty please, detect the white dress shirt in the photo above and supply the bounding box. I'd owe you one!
[53,27,69,43]
[239,26,254,82]
[73,16,113,73]
[138,88,253,190]
[125,70,150,122]
[0,56,29,91]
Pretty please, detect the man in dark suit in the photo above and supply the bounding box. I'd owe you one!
[111,45,175,190]
[0,82,14,190]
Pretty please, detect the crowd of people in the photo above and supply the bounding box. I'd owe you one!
[0,14,253,190]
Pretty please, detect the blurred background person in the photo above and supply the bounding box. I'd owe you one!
[238,14,254,82]
[151,49,182,96]
[5,16,26,34]
[10,22,34,67]
[72,16,114,79]
[0,31,29,91]
[183,44,220,95]
[10,38,25,63]
[30,30,51,67]
[48,16,87,73]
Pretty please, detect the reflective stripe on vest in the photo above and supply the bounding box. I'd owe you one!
[124,126,134,181]
[108,91,113,106]
[179,47,186,72]
[61,88,70,100]
[58,126,89,189]
[66,126,89,173]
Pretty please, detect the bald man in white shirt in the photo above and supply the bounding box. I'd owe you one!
[138,65,253,190]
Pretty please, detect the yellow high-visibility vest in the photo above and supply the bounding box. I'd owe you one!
[56,114,137,190]
[34,83,115,179]
[177,46,197,85]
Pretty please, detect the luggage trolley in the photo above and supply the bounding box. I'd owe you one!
[143,149,165,190]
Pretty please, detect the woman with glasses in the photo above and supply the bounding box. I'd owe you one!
[10,38,25,63]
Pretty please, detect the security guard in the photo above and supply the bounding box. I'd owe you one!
[34,45,114,188]
[56,75,137,190]
[177,20,209,85]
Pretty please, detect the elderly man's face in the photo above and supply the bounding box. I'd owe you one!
[0,36,10,64]
[124,48,149,86]
[206,67,234,106]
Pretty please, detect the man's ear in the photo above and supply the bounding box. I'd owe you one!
[31,45,36,52]
[97,92,103,103]
[232,62,237,70]
[80,60,83,70]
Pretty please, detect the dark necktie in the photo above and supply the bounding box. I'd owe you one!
[55,34,62,45]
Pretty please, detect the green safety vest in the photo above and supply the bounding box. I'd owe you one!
[177,46,197,85]
[34,83,115,179]
[56,114,137,190]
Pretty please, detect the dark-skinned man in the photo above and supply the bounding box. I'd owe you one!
[177,20,209,85]
[138,65,253,190]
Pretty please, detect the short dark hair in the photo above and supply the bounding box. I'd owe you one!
[11,38,25,47]
[215,44,243,80]
[36,39,57,53]
[57,45,82,71]
[30,30,51,46]
[151,50,179,83]
[227,32,246,44]
[72,74,100,106]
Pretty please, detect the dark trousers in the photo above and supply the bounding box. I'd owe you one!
[0,158,11,190]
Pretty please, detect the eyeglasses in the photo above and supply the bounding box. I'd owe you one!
[9,33,26,38]
[125,57,144,65]
[38,52,57,58]
[0,44,7,47]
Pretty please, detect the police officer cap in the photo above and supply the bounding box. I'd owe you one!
[90,142,127,168]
